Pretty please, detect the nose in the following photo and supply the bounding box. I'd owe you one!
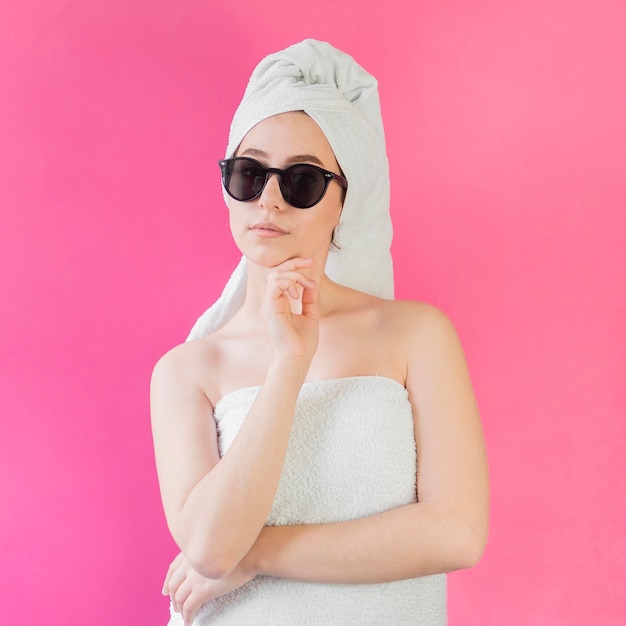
[257,172,285,210]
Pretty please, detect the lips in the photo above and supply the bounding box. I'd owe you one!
[250,222,288,235]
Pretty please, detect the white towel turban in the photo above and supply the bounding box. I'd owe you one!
[188,39,393,341]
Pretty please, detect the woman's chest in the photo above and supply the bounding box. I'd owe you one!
[214,377,418,524]
[210,319,407,404]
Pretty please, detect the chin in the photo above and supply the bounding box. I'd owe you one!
[243,248,294,268]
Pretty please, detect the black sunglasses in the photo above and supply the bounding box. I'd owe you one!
[219,157,348,209]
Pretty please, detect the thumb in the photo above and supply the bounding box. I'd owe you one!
[299,279,319,318]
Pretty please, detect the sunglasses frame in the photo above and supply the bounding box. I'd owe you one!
[219,157,348,209]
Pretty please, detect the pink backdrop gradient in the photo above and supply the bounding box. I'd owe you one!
[1,1,624,624]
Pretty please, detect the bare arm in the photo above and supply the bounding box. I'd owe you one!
[151,258,319,579]
[162,304,489,623]
[241,305,489,583]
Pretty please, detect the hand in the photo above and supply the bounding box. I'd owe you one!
[163,552,254,626]
[262,257,319,364]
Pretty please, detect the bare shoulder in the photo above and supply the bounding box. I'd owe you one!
[150,335,221,408]
[376,298,468,381]
[376,298,460,345]
[152,336,212,381]
[328,289,465,385]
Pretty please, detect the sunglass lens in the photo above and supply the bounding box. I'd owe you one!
[283,165,326,208]
[227,159,266,201]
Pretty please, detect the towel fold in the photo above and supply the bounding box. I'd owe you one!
[188,39,393,341]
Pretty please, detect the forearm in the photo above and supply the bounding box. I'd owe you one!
[179,359,308,576]
[244,501,487,584]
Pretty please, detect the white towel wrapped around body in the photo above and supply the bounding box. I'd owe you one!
[168,377,446,625]
[188,39,393,340]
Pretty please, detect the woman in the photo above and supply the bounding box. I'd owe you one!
[151,39,489,625]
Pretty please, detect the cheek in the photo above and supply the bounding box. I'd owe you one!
[227,198,245,225]
[305,205,341,243]
[227,202,246,245]
[325,187,343,224]
[227,205,236,233]
[326,199,343,230]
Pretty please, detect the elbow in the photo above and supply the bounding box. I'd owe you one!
[454,518,488,570]
[171,511,253,579]
[187,552,234,580]
[170,514,243,579]
[183,531,244,580]
[185,539,239,580]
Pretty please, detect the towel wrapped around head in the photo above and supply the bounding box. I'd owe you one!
[188,39,393,341]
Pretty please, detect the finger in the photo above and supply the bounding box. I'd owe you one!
[168,567,189,612]
[271,269,316,286]
[272,272,316,296]
[173,581,193,615]
[271,256,314,271]
[182,589,206,626]
[300,278,319,318]
[274,278,302,300]
[163,552,185,594]
[168,567,186,595]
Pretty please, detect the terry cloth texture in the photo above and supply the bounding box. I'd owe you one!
[187,39,393,341]
[167,377,447,625]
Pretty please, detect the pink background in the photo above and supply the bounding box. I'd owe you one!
[1,1,624,624]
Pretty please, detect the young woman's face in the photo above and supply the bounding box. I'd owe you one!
[227,111,343,268]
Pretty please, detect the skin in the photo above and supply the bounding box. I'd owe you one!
[151,111,489,625]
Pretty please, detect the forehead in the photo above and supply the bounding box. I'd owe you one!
[237,112,338,168]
